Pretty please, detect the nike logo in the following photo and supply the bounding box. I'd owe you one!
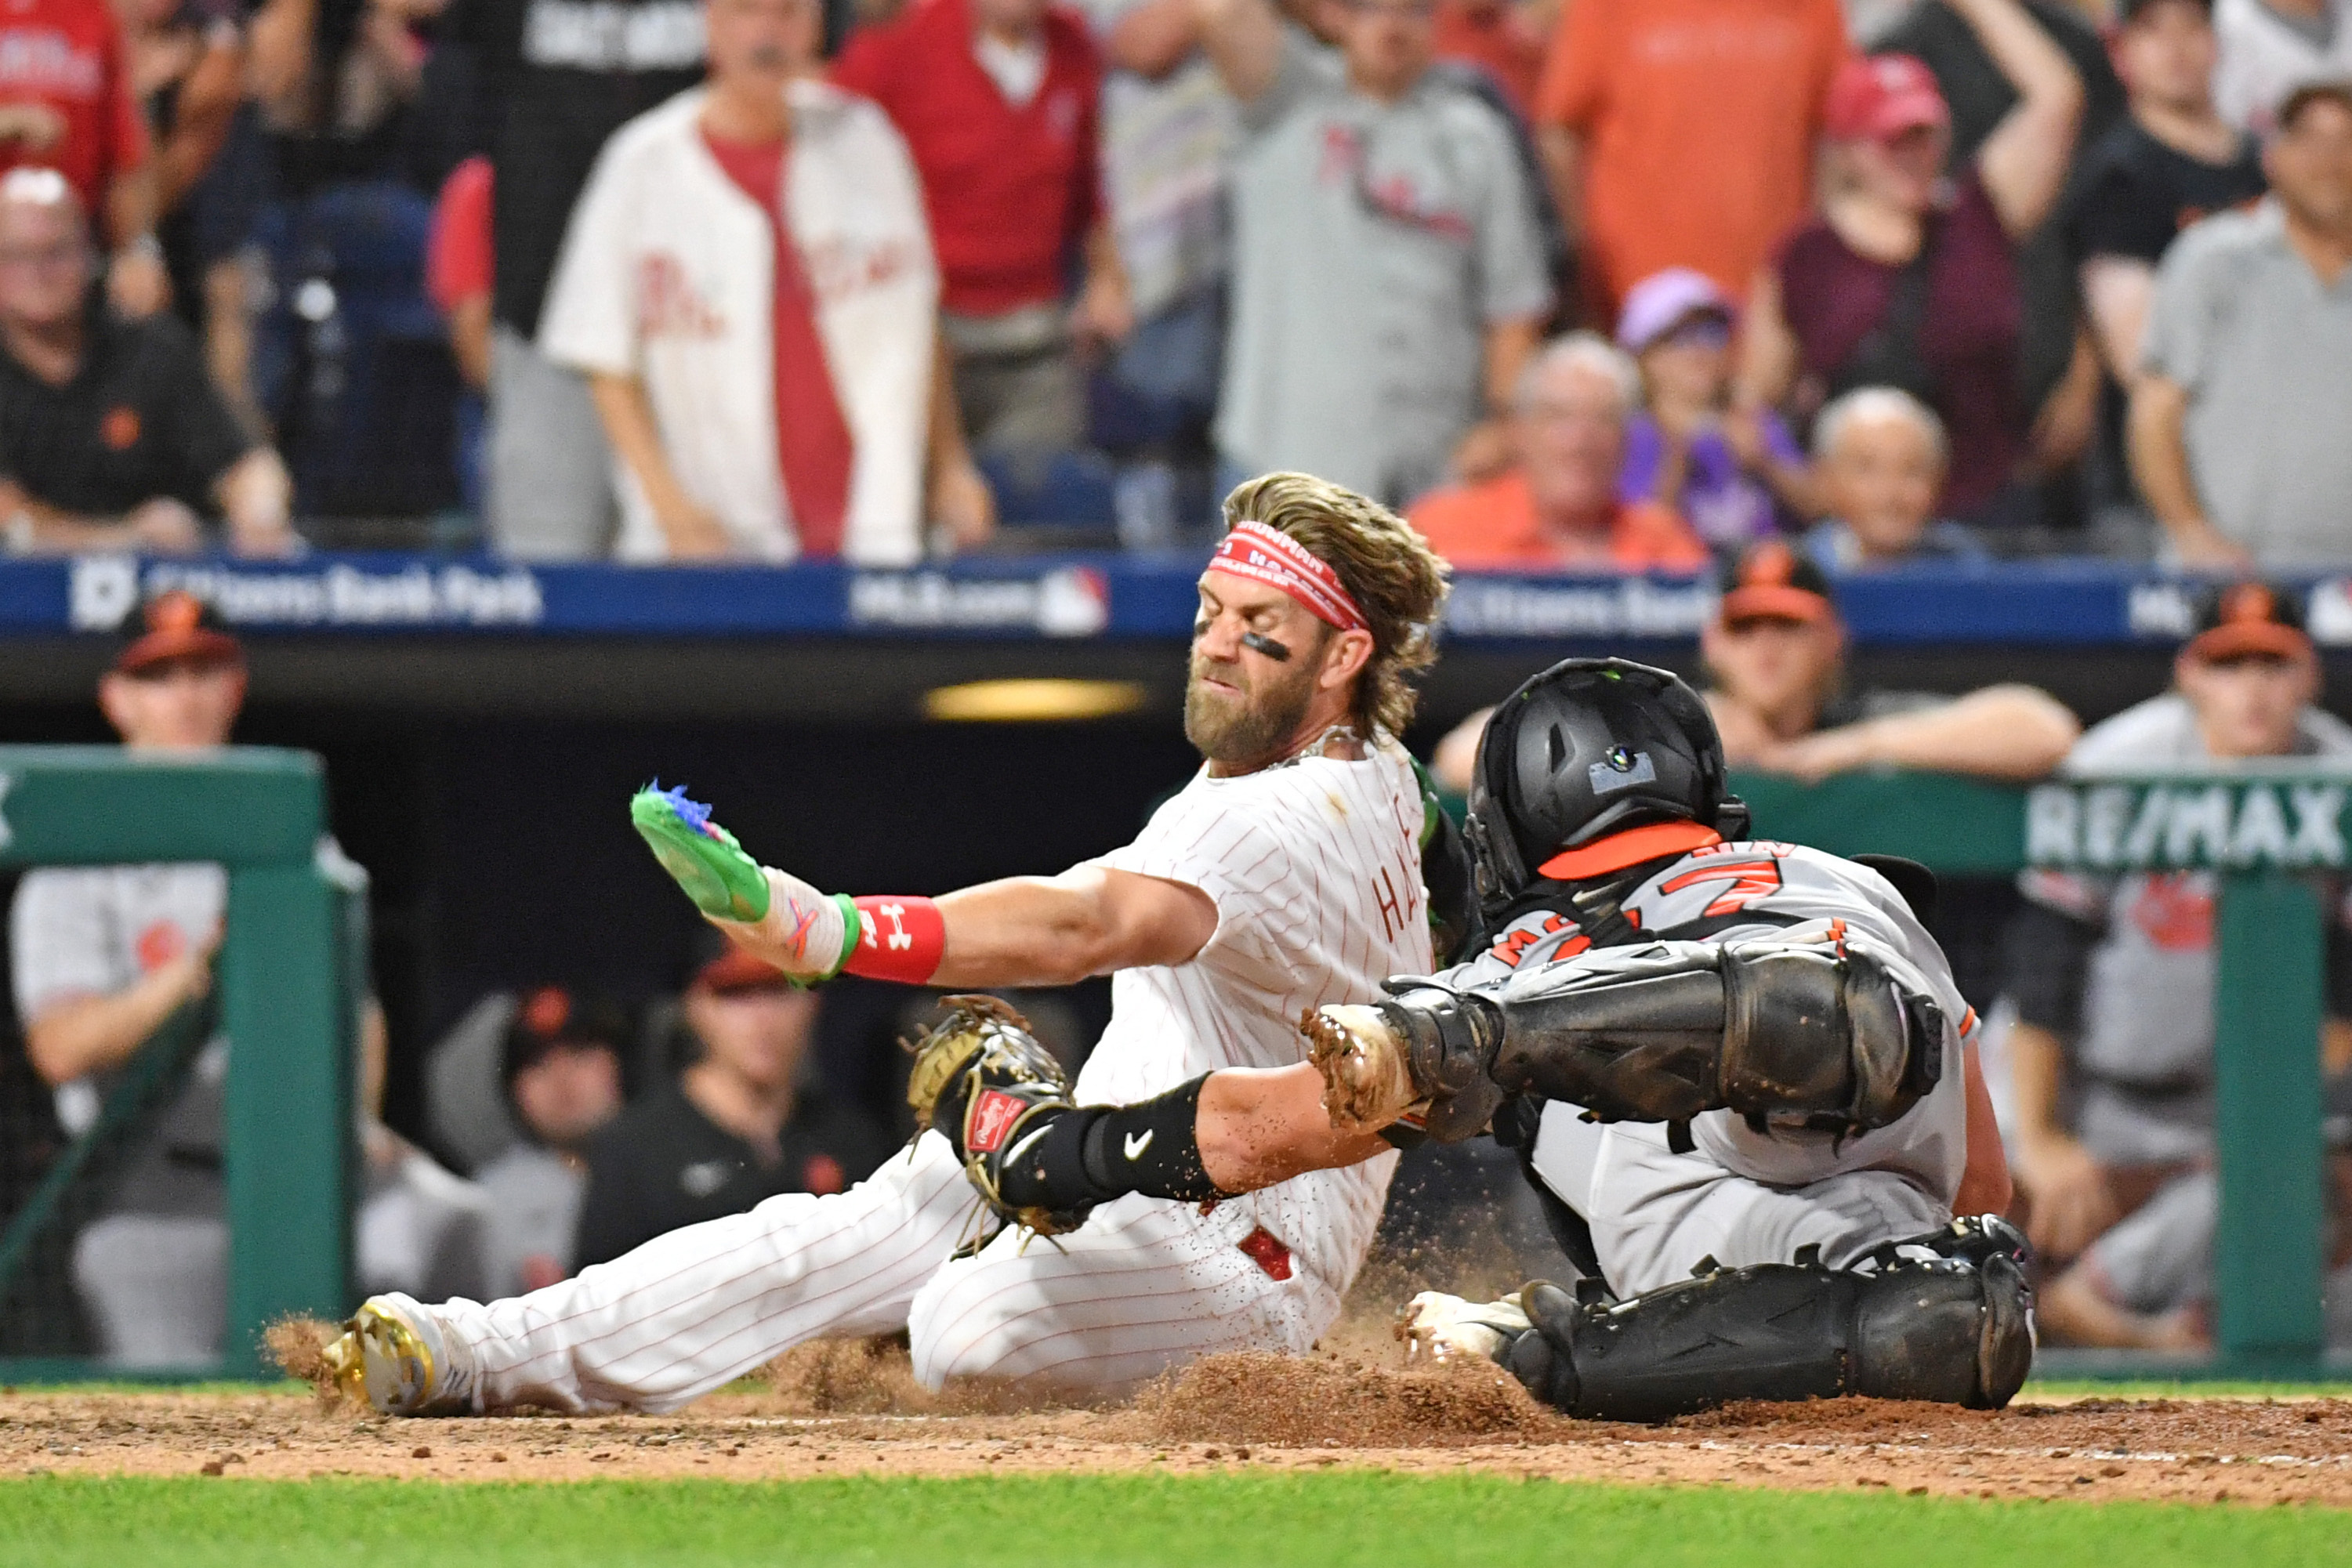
[1123,1129,1154,1161]
[1000,1124,1055,1176]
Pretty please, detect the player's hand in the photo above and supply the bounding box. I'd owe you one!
[1070,266,1133,350]
[1753,726,1873,784]
[1397,1290,1528,1366]
[2166,518,2254,573]
[1300,1004,1422,1132]
[2013,1134,2117,1262]
[106,245,172,318]
[631,785,854,981]
[1721,404,1770,472]
[927,456,995,552]
[0,103,66,150]
[1449,418,1513,484]
[123,498,205,554]
[654,496,734,559]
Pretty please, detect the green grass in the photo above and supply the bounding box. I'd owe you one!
[2021,1381,2352,1400]
[1,1474,2347,1568]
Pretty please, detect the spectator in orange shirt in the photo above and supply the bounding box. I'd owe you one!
[1408,331,1709,572]
[1533,0,1850,317]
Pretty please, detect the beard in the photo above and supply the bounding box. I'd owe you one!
[1183,652,1321,765]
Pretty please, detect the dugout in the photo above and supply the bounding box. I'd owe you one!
[1,554,2348,1380]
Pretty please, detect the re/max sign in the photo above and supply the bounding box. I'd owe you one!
[2026,781,2349,869]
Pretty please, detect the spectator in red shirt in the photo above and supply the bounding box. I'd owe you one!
[427,154,492,510]
[0,0,169,314]
[1430,0,1548,118]
[834,0,1132,460]
[426,154,492,393]
[1408,331,1708,572]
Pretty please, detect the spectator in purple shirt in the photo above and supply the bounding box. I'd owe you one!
[1615,267,1815,552]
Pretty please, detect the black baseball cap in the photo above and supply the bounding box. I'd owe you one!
[1716,540,1839,628]
[114,589,241,675]
[502,986,632,1086]
[2183,579,2312,664]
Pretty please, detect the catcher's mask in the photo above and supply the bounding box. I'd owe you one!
[1466,657,1749,922]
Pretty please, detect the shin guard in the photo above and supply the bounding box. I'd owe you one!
[1502,1216,2035,1422]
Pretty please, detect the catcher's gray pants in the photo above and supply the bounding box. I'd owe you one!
[1529,1105,1951,1298]
[427,1132,1330,1414]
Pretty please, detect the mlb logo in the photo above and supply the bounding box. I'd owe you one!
[966,1088,1026,1153]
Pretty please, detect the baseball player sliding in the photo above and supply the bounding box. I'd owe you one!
[322,472,1466,1415]
[919,659,2035,1420]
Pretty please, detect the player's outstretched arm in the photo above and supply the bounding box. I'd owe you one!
[632,784,1214,989]
[932,1050,1397,1236]
[931,866,1215,987]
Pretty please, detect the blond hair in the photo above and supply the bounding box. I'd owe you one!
[1220,472,1451,738]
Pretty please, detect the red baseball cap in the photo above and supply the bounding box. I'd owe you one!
[114,589,242,676]
[1825,53,1952,143]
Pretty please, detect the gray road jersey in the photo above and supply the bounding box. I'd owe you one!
[1439,840,1973,1200]
[1215,28,1551,504]
[9,864,227,1219]
[2022,694,2352,1164]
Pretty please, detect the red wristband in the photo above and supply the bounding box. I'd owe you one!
[846,896,946,985]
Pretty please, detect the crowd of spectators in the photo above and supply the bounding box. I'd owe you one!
[0,0,2341,567]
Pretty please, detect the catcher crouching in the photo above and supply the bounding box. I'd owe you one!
[931,658,2034,1421]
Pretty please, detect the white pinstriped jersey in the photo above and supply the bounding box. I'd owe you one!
[1080,735,1433,1295]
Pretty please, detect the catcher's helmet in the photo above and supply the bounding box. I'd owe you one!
[1466,658,1747,914]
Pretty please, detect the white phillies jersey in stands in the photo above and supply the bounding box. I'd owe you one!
[1082,734,1433,1295]
[539,81,937,564]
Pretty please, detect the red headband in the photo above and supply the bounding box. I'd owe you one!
[1207,521,1368,635]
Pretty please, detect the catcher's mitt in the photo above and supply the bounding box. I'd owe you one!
[905,995,1091,1239]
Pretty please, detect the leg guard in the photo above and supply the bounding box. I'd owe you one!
[1499,1215,2035,1422]
[1377,932,1944,1139]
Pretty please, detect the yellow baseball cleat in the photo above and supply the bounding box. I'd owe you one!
[321,1296,477,1416]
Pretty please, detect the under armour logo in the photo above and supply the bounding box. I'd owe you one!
[1123,1129,1153,1161]
[877,902,912,951]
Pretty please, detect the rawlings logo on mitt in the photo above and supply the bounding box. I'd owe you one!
[904,995,1092,1243]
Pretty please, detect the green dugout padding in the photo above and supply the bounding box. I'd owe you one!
[1742,766,2347,1376]
[0,754,2339,1380]
[0,747,351,1382]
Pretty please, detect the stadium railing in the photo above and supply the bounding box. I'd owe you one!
[0,747,354,1382]
[1740,765,2349,1380]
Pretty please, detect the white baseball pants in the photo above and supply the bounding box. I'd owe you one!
[420,1132,1331,1414]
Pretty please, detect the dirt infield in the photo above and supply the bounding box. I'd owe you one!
[5,1342,2350,1507]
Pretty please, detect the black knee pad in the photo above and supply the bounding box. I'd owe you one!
[1505,1217,2035,1422]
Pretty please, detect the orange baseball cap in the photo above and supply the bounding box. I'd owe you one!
[114,589,242,675]
[2184,580,2312,663]
[1716,541,1840,628]
[694,941,797,995]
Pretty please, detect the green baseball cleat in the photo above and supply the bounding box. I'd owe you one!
[631,783,771,922]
